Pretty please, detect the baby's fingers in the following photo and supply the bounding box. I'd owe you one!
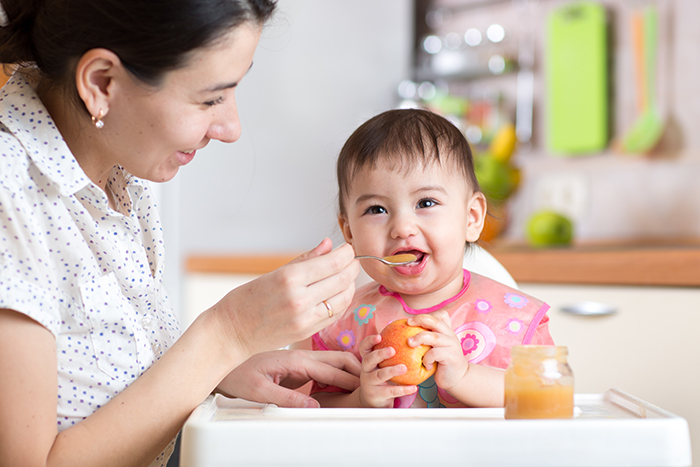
[359,379,417,408]
[371,364,409,385]
[361,346,397,375]
[408,311,452,334]
[358,334,382,360]
[385,383,418,399]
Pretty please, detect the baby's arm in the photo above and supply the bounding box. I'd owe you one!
[312,335,417,408]
[438,362,504,407]
[408,312,504,407]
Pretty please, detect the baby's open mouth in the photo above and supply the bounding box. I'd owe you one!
[393,250,425,265]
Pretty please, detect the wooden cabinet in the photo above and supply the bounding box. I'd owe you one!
[520,283,700,464]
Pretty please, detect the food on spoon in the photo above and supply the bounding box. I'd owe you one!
[374,319,436,385]
[383,253,417,264]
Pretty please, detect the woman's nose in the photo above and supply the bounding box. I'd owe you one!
[207,96,242,143]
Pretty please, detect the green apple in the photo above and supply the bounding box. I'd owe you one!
[526,210,573,247]
[474,154,516,202]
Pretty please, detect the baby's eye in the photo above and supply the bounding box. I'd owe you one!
[417,198,438,209]
[364,205,387,215]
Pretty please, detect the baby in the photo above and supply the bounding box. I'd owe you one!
[312,109,554,408]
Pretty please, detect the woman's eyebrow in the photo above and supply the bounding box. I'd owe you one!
[203,62,254,92]
[206,81,238,92]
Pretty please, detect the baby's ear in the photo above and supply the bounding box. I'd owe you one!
[338,216,354,244]
[466,192,487,242]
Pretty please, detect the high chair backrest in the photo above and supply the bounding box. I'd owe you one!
[463,245,518,289]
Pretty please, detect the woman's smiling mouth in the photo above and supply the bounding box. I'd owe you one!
[176,149,197,165]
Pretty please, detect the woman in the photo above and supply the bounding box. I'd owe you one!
[0,1,361,466]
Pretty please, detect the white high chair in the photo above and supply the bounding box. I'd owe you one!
[463,244,518,289]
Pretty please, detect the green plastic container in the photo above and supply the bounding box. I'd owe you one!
[546,2,608,155]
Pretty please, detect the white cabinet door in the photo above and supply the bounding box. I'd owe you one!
[183,273,260,330]
[521,283,700,465]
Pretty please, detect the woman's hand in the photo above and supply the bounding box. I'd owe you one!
[357,334,417,408]
[209,238,360,359]
[217,349,361,408]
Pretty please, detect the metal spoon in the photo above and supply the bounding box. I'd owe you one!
[354,253,417,266]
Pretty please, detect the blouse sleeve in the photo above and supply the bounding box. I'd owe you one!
[0,163,62,337]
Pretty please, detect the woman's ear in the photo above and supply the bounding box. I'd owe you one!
[466,191,487,242]
[337,215,354,245]
[75,48,122,120]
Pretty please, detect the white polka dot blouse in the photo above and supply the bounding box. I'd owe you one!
[0,71,181,440]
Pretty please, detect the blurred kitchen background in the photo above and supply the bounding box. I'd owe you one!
[160,0,700,311]
[157,0,413,311]
[155,0,699,463]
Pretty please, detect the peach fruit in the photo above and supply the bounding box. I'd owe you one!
[374,319,436,385]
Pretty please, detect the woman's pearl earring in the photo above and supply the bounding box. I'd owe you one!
[92,109,105,129]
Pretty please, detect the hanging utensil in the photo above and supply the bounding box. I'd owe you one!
[619,4,664,154]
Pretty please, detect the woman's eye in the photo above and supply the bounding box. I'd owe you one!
[417,198,438,209]
[204,96,225,106]
[365,205,387,215]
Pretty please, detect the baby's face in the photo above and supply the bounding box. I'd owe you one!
[339,160,485,308]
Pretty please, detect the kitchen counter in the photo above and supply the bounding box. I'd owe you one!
[186,254,300,275]
[484,239,700,287]
[185,239,700,287]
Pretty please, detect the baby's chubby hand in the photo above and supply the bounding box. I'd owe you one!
[356,334,417,408]
[405,311,469,393]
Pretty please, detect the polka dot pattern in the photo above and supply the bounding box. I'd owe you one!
[0,72,180,466]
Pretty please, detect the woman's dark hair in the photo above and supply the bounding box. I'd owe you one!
[337,108,481,216]
[0,0,275,87]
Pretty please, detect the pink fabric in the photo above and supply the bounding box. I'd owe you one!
[311,270,554,407]
[522,303,551,345]
[378,269,471,314]
[312,333,330,351]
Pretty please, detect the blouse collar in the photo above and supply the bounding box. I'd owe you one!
[0,71,141,215]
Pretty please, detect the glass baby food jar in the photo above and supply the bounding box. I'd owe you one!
[504,345,574,419]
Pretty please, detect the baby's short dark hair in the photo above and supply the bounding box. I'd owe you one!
[337,108,480,215]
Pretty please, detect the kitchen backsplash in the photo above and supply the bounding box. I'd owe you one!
[415,0,700,242]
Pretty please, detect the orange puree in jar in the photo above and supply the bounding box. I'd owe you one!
[504,346,574,419]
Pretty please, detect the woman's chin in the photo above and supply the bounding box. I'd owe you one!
[146,167,180,183]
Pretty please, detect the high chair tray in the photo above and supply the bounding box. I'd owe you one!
[180,388,691,467]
